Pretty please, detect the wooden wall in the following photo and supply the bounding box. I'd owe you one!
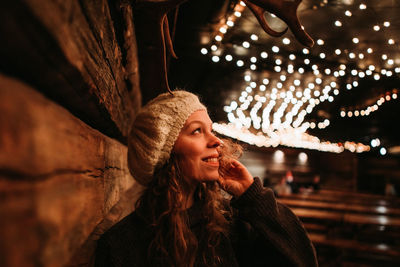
[0,0,143,266]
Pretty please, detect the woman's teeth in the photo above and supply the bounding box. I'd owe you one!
[204,158,218,162]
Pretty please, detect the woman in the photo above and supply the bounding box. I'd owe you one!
[95,90,318,267]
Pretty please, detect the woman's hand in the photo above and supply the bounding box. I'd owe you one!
[218,158,254,197]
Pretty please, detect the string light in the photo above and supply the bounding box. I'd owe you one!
[198,1,398,154]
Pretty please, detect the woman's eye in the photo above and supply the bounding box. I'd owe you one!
[192,128,201,134]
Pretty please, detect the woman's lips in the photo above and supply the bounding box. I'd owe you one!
[202,157,219,166]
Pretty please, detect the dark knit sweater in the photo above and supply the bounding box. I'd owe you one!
[95,178,318,267]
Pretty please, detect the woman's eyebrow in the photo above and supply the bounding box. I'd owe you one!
[183,120,211,130]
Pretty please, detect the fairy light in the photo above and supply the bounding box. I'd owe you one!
[340,89,398,118]
[260,51,268,58]
[198,0,391,154]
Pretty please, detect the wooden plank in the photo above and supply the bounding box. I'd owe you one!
[0,74,143,267]
[0,0,141,142]
[281,191,395,207]
[309,233,400,258]
[291,208,400,227]
[279,198,400,217]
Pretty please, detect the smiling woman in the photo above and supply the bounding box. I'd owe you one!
[94,90,318,267]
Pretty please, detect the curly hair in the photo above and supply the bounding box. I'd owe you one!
[134,137,242,267]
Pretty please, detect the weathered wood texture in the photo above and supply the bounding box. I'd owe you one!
[0,0,141,142]
[0,74,144,267]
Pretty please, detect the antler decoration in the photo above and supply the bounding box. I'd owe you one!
[243,0,314,47]
[133,0,314,98]
[134,0,188,97]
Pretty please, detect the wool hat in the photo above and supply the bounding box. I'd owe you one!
[127,90,207,185]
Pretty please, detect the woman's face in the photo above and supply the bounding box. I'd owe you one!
[173,110,221,183]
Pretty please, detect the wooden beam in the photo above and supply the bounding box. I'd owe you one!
[0,0,141,142]
[0,74,143,266]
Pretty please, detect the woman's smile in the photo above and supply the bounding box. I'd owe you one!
[173,110,222,182]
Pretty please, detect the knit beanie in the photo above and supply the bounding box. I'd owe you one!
[127,90,207,185]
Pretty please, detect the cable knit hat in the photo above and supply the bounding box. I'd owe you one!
[127,90,207,185]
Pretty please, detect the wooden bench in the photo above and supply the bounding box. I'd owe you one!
[279,198,400,216]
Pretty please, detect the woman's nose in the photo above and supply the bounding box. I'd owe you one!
[208,134,222,148]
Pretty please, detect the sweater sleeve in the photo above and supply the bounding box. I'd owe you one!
[94,235,113,267]
[230,177,318,267]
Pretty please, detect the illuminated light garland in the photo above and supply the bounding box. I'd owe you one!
[199,1,399,153]
[340,89,398,117]
[213,122,370,153]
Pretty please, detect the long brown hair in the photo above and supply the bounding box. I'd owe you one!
[134,138,241,266]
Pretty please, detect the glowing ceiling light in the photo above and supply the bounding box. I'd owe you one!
[283,38,290,45]
[236,60,244,67]
[358,53,364,59]
[215,35,222,41]
[380,147,387,156]
[367,48,373,53]
[345,10,352,16]
[388,59,394,65]
[201,48,208,55]
[382,54,388,60]
[212,56,220,62]
[352,37,359,43]
[303,48,309,54]
[227,20,234,27]
[272,46,279,53]
[317,39,324,45]
[260,51,268,58]
[275,59,282,65]
[335,49,341,55]
[298,67,304,74]
[219,27,227,34]
[242,41,250,48]
[325,68,331,75]
[225,54,233,61]
[335,20,342,27]
[250,34,258,41]
[263,78,269,84]
[388,39,395,45]
[373,25,380,31]
[359,3,366,9]
[211,45,217,51]
[320,53,326,59]
[304,59,310,64]
[349,52,355,59]
[383,21,390,27]
[274,66,281,72]
[234,11,242,17]
[250,57,257,63]
[289,54,296,60]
